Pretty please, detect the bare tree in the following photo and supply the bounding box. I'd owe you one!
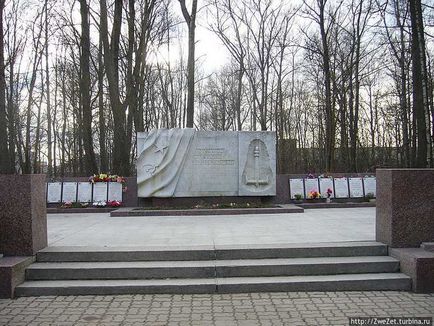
[410,0,431,167]
[0,0,11,173]
[178,0,198,128]
[79,0,97,174]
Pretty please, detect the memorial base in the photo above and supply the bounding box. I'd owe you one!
[139,196,271,208]
[376,169,434,248]
[0,256,35,298]
[0,174,47,256]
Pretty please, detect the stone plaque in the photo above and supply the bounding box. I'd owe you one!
[334,177,349,198]
[349,177,364,198]
[77,182,92,202]
[93,182,108,202]
[289,178,304,199]
[319,178,335,198]
[363,176,376,197]
[108,182,123,202]
[304,178,319,198]
[62,182,77,202]
[47,182,62,203]
[137,129,276,197]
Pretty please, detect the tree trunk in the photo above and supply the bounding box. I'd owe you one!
[409,0,429,167]
[79,0,98,175]
[179,0,198,128]
[100,0,130,175]
[98,37,108,173]
[319,0,334,171]
[44,0,53,176]
[0,0,11,173]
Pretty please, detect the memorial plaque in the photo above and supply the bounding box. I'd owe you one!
[137,129,276,197]
[349,177,364,198]
[77,182,92,203]
[334,177,349,198]
[108,182,123,202]
[304,178,319,198]
[289,178,304,199]
[47,182,62,203]
[62,182,77,202]
[92,182,108,202]
[319,178,335,198]
[363,176,376,197]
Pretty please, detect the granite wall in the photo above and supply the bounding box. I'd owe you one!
[376,169,434,248]
[0,174,47,256]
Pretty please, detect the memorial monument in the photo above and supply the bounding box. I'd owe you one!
[137,129,276,198]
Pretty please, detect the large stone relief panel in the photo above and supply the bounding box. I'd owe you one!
[137,129,276,197]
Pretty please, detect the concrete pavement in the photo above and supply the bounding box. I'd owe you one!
[48,208,376,247]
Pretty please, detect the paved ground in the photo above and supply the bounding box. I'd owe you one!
[48,208,375,246]
[1,291,433,325]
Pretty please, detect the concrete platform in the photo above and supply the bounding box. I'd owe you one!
[48,207,375,247]
[110,204,304,217]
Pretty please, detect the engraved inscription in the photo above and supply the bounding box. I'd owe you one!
[192,148,235,166]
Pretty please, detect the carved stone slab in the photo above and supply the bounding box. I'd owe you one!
[334,177,349,198]
[77,182,92,203]
[62,182,77,202]
[47,182,62,203]
[349,177,364,198]
[93,182,108,202]
[319,178,334,198]
[289,178,304,199]
[363,176,376,197]
[304,178,319,198]
[137,129,276,197]
[108,182,123,202]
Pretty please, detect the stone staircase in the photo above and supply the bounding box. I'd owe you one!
[15,242,411,296]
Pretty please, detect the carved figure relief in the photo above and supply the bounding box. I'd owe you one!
[137,128,195,197]
[241,139,273,192]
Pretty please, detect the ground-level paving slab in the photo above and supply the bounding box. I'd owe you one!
[0,291,433,325]
[48,208,375,247]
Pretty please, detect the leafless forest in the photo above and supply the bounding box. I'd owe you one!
[0,0,433,176]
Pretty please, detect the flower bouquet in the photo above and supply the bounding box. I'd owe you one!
[107,200,122,208]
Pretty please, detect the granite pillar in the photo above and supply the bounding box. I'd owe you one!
[0,174,47,256]
[376,169,434,248]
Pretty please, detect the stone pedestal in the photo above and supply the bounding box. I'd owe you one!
[0,174,47,256]
[376,169,434,248]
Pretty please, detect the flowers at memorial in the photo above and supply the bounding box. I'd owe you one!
[107,200,122,207]
[306,173,315,179]
[89,173,127,192]
[326,188,333,198]
[93,201,107,208]
[307,190,321,199]
[61,201,73,208]
[89,174,126,184]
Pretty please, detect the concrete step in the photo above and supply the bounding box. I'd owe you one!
[26,256,400,280]
[36,242,387,262]
[15,273,411,296]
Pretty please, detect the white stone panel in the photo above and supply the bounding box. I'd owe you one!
[363,177,376,197]
[334,177,349,198]
[62,182,77,202]
[289,178,304,199]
